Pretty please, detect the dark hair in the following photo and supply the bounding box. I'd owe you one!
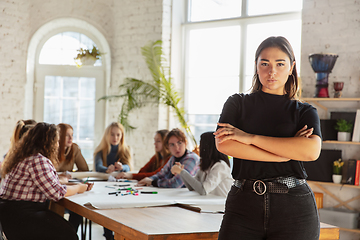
[250,36,300,99]
[199,131,229,171]
[57,123,74,163]
[2,122,59,175]
[153,129,171,170]
[164,128,187,146]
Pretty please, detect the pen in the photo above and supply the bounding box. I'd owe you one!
[140,191,158,194]
[114,184,130,187]
[83,177,89,184]
[108,191,120,195]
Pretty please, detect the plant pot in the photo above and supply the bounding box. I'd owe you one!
[80,56,96,66]
[332,174,342,184]
[337,132,351,141]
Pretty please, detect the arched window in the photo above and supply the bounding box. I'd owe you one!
[34,31,106,166]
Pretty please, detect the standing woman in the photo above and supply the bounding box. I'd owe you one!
[171,131,233,197]
[94,122,132,174]
[116,129,171,181]
[0,122,91,240]
[214,36,322,240]
[57,123,89,172]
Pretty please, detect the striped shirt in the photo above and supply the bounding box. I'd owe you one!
[0,153,67,202]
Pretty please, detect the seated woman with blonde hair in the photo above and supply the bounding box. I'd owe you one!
[117,129,171,181]
[56,123,89,172]
[94,122,132,174]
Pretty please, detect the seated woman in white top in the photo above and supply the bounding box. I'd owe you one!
[171,131,233,197]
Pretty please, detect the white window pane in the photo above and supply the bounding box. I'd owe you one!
[62,32,81,50]
[188,76,239,115]
[80,78,96,98]
[189,0,241,22]
[44,99,61,123]
[188,26,241,77]
[248,0,303,16]
[39,31,102,66]
[62,99,78,126]
[79,100,95,140]
[42,35,62,50]
[245,20,302,78]
[44,76,61,97]
[63,77,79,98]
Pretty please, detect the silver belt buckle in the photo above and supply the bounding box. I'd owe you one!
[253,180,266,195]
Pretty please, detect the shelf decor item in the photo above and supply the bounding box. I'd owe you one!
[334,119,353,141]
[332,158,344,184]
[308,53,339,98]
[333,82,344,98]
[74,45,101,68]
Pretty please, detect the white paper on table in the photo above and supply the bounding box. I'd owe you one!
[66,182,226,210]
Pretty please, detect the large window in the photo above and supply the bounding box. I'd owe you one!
[35,31,105,165]
[184,0,303,143]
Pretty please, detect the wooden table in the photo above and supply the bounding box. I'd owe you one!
[52,197,340,240]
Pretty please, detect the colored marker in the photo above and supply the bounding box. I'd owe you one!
[83,177,89,183]
[140,191,158,194]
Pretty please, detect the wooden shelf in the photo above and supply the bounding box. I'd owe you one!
[340,228,360,234]
[323,140,360,145]
[308,181,360,190]
[301,98,360,112]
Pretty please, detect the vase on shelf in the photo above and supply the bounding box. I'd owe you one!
[308,53,339,98]
[333,82,344,98]
[332,174,342,184]
[337,132,351,141]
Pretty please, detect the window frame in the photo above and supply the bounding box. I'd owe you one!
[182,0,302,143]
[33,29,106,166]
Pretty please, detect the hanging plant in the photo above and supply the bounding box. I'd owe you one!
[99,40,197,147]
[74,45,101,68]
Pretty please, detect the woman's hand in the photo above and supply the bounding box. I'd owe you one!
[295,125,313,138]
[214,123,254,145]
[171,162,184,175]
[106,164,115,173]
[77,183,88,194]
[86,182,94,191]
[135,177,152,186]
[114,162,123,171]
[115,172,133,179]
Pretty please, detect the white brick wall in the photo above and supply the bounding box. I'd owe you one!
[0,0,170,170]
[301,0,360,98]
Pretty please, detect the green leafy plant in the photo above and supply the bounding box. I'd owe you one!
[333,158,344,175]
[74,45,101,68]
[99,40,197,147]
[334,119,353,132]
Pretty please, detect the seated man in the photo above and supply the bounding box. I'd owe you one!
[137,128,199,188]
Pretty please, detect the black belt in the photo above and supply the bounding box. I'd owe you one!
[233,177,306,195]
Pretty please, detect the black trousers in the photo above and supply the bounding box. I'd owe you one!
[218,182,320,240]
[0,199,78,240]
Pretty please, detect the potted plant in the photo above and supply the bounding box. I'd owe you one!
[99,40,197,149]
[332,158,344,184]
[334,119,353,141]
[74,45,101,68]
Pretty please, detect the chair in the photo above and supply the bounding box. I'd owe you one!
[0,222,8,240]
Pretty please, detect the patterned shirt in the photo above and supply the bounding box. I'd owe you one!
[149,150,200,188]
[0,153,67,202]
